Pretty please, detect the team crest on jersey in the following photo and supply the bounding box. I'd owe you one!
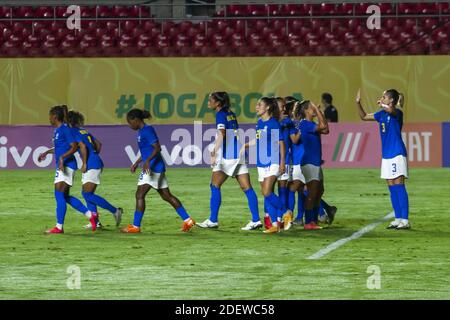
[137,135,141,143]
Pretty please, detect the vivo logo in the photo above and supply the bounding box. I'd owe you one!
[0,136,53,168]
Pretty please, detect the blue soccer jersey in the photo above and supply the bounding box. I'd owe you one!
[280,117,295,165]
[137,124,166,173]
[374,109,407,159]
[71,127,104,170]
[291,119,304,166]
[256,117,282,167]
[216,109,240,159]
[53,123,77,170]
[299,119,322,166]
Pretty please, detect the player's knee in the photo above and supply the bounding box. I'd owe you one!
[159,191,172,202]
[135,191,144,201]
[261,189,271,197]
[82,191,93,201]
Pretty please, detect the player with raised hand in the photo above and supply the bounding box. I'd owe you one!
[121,109,196,233]
[196,92,261,231]
[67,111,123,230]
[242,97,288,234]
[356,89,410,229]
[39,105,97,234]
[298,100,329,230]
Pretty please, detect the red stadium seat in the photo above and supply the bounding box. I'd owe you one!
[398,3,418,15]
[14,6,34,18]
[338,3,354,15]
[227,5,247,17]
[247,5,266,16]
[320,3,336,15]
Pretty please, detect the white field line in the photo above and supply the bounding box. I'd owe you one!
[307,211,395,260]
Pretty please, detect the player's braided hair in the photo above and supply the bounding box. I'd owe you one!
[127,108,152,121]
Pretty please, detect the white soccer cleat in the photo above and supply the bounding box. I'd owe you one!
[318,214,328,223]
[196,219,219,228]
[396,221,411,230]
[114,207,123,227]
[387,219,401,229]
[83,222,103,230]
[241,220,263,231]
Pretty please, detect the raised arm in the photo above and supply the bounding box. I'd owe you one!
[356,89,375,121]
[311,102,329,134]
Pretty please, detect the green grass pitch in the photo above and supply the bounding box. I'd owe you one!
[1,167,449,299]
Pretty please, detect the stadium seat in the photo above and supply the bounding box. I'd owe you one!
[0,3,446,57]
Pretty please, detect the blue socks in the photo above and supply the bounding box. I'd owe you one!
[244,188,260,222]
[389,185,402,219]
[175,206,190,220]
[265,192,284,222]
[278,186,288,210]
[209,184,221,223]
[396,184,409,220]
[265,197,278,224]
[313,207,319,222]
[296,191,305,220]
[288,190,295,212]
[319,201,325,217]
[133,211,144,227]
[66,195,89,215]
[54,190,67,225]
[82,192,117,214]
[305,209,314,224]
[389,184,409,220]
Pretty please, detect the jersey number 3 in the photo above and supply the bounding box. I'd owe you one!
[392,163,397,173]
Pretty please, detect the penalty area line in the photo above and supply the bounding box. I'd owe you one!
[307,211,395,260]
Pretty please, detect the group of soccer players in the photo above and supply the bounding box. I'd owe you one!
[40,87,410,234]
[197,92,336,233]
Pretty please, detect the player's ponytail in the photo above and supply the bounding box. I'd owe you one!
[397,92,404,109]
[127,108,152,121]
[210,91,231,111]
[61,105,69,124]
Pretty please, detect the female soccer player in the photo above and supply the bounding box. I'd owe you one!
[243,97,287,234]
[356,89,410,229]
[121,109,196,233]
[38,105,97,234]
[297,100,329,230]
[276,97,298,230]
[196,92,261,231]
[287,100,306,225]
[67,111,123,229]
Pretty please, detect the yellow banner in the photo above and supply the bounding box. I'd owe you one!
[0,56,449,125]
